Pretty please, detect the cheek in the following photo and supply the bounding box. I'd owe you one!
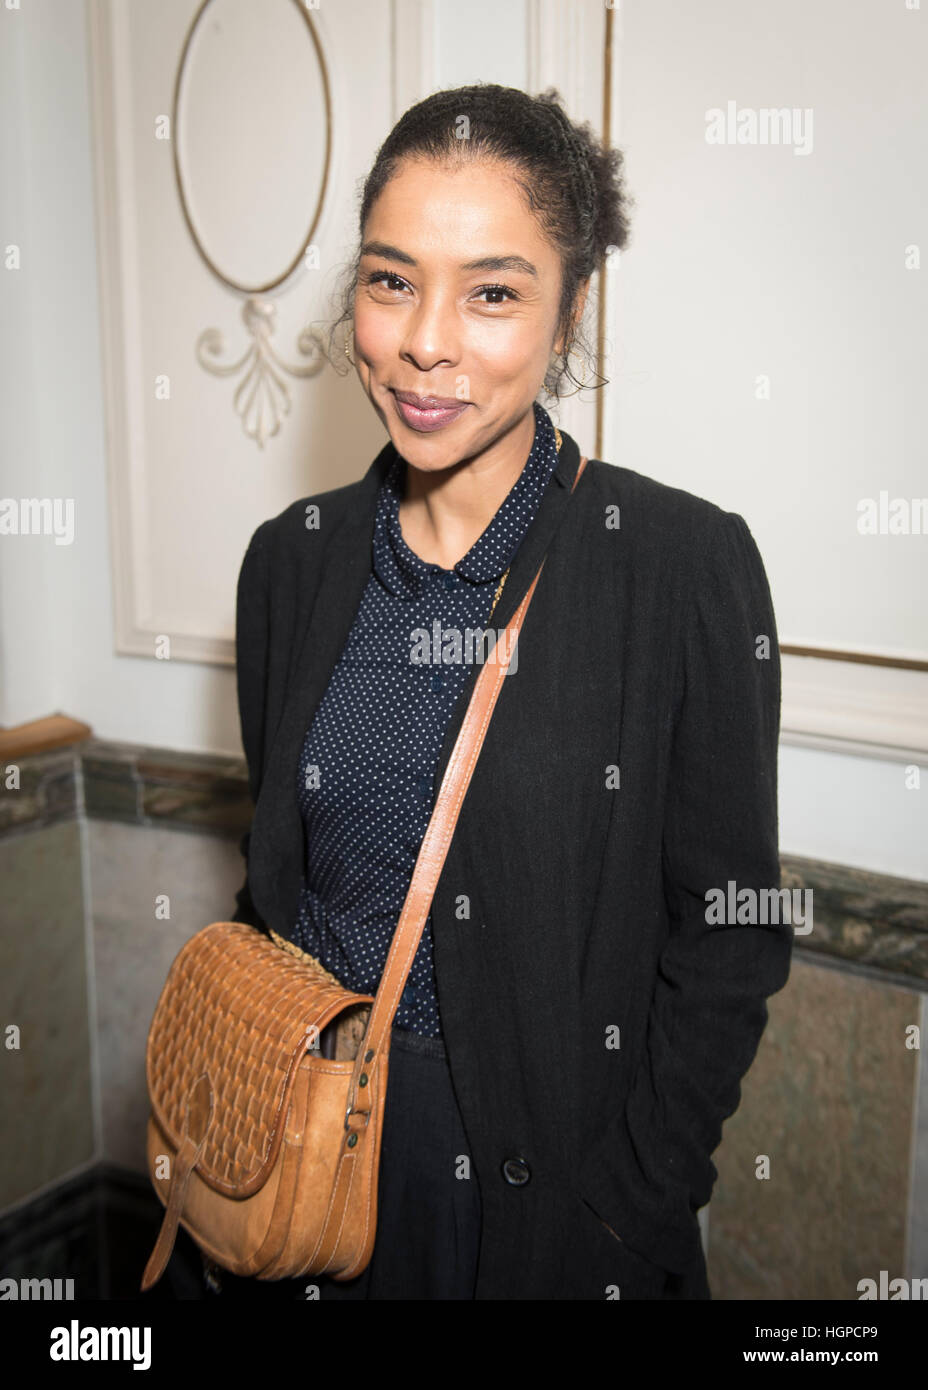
[352,303,400,365]
[466,317,554,383]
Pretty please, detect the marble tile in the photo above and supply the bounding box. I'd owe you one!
[82,740,251,836]
[81,748,140,822]
[87,820,247,1172]
[0,748,79,836]
[0,821,95,1210]
[783,854,928,987]
[707,955,919,1299]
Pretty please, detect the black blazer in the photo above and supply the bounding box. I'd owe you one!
[232,425,792,1299]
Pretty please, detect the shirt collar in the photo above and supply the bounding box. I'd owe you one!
[372,400,562,600]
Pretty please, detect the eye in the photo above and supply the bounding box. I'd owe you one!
[473,283,519,305]
[364,268,410,294]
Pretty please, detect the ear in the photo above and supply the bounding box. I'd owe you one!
[553,278,591,356]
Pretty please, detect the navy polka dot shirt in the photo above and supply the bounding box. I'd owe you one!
[293,401,561,1037]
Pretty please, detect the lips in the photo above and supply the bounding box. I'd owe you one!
[390,389,471,433]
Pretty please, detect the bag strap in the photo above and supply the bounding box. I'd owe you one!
[344,454,588,1132]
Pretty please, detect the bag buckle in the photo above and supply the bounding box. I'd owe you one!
[344,1101,372,1132]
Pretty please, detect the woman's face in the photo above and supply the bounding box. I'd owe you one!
[352,155,572,472]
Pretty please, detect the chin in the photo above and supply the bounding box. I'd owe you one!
[391,430,471,470]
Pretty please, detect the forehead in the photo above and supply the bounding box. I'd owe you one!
[363,155,559,266]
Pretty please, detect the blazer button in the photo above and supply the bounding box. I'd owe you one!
[501,1157,531,1186]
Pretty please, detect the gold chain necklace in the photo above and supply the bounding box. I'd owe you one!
[486,425,563,622]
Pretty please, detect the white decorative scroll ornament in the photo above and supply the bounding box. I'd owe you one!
[173,0,332,449]
[195,299,325,449]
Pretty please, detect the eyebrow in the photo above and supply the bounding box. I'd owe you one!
[360,242,538,278]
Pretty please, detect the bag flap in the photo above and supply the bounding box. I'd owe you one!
[146,921,373,1198]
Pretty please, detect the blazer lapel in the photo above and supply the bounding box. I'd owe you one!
[428,426,587,798]
[248,446,391,937]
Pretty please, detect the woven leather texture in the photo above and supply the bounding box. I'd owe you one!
[146,921,373,1198]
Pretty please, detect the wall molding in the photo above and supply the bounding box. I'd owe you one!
[525,0,605,458]
[781,653,928,761]
[390,0,436,118]
[85,0,385,669]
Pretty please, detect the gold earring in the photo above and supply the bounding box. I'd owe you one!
[344,327,356,366]
[558,346,595,397]
[542,354,561,400]
[545,357,583,399]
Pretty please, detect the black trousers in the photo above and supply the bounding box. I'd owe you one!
[198,1027,709,1300]
[202,1025,482,1301]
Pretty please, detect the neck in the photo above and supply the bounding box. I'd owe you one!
[397,407,537,570]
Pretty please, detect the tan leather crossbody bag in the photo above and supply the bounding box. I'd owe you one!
[141,454,588,1292]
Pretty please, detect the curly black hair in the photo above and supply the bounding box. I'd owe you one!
[328,83,633,399]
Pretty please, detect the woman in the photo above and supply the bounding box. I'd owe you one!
[221,84,792,1301]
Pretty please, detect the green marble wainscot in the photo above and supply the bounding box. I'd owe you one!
[82,739,253,837]
[0,747,80,837]
[781,854,928,986]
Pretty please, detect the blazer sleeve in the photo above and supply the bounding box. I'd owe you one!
[584,509,792,1275]
[230,523,271,933]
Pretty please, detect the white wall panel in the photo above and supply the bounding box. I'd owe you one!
[607,0,928,763]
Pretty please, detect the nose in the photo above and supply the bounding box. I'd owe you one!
[399,288,460,374]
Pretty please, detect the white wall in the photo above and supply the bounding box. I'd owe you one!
[1,0,925,881]
[1,0,244,755]
[606,0,928,880]
[609,0,928,660]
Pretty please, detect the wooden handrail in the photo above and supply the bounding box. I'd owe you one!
[0,714,93,759]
